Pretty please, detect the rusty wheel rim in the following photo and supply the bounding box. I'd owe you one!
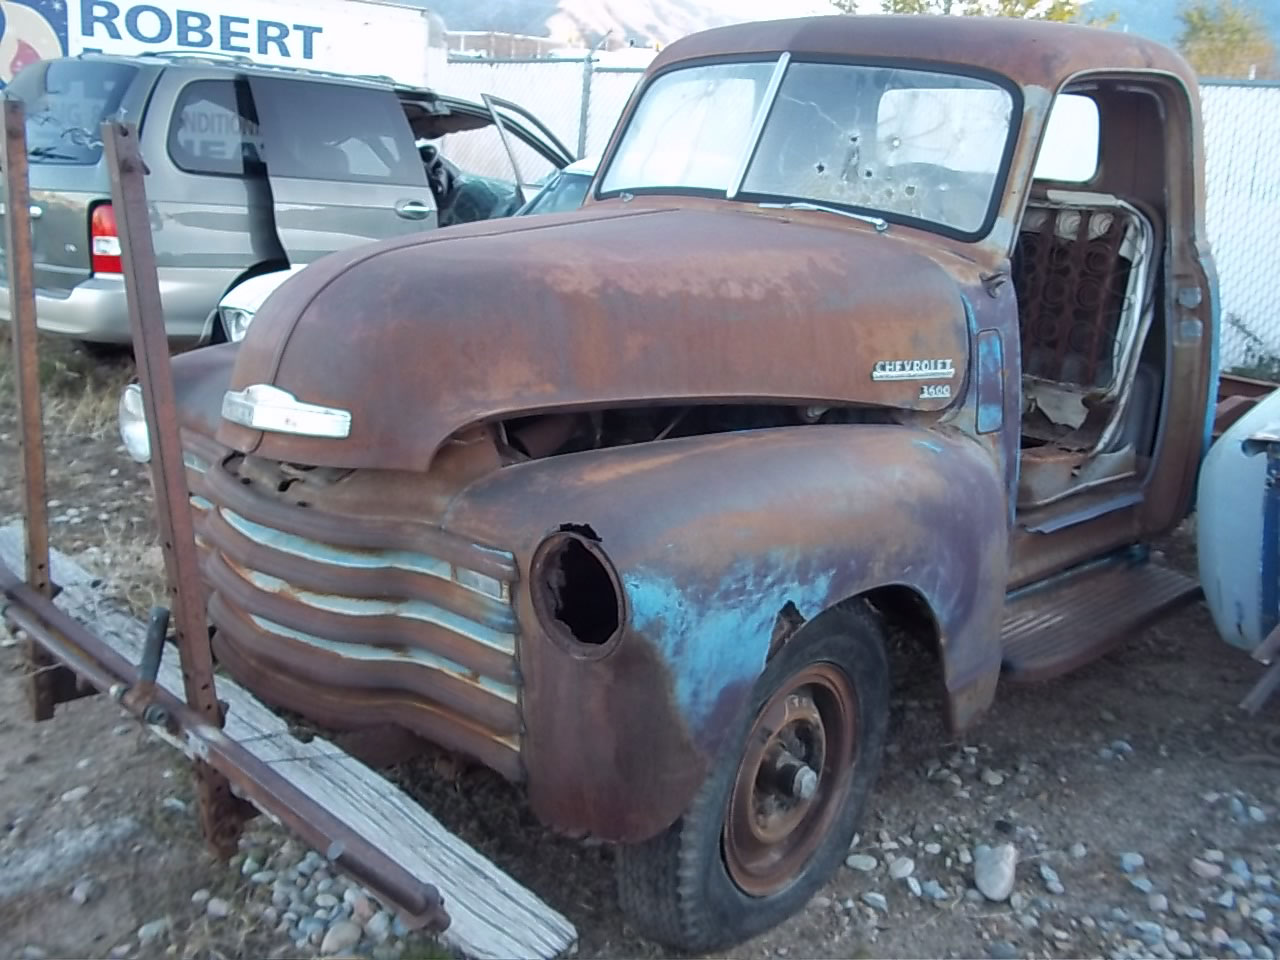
[722,662,858,898]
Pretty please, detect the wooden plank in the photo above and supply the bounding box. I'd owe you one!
[0,524,578,960]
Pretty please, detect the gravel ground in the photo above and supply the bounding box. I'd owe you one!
[2,337,1279,960]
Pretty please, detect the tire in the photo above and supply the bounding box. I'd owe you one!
[615,601,890,952]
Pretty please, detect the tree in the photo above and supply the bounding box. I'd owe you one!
[829,0,1109,22]
[1176,0,1275,79]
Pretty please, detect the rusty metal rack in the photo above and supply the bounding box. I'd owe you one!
[0,103,575,959]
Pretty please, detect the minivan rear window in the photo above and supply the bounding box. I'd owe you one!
[169,76,423,186]
[11,61,137,165]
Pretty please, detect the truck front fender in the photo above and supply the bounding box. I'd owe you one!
[446,424,1008,841]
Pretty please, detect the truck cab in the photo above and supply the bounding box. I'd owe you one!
[141,15,1216,950]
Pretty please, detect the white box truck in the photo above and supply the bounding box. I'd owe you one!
[0,0,447,88]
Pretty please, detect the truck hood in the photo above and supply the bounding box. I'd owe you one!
[218,204,970,472]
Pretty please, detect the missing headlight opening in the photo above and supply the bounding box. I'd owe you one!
[535,532,622,648]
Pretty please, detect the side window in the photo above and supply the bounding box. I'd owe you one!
[433,123,555,186]
[1033,94,1100,184]
[250,78,425,186]
[168,79,264,176]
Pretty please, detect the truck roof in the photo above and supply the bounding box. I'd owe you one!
[650,14,1198,94]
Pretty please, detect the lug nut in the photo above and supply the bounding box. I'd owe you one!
[791,766,818,800]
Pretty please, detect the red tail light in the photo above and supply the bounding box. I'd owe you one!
[90,204,122,275]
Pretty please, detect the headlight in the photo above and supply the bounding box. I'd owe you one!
[117,383,151,463]
[531,530,625,655]
[219,305,255,343]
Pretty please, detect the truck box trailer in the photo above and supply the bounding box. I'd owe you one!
[0,0,447,89]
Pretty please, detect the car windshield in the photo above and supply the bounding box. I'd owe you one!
[10,60,138,165]
[599,59,1016,236]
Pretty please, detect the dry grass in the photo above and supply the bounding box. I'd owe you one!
[0,332,134,440]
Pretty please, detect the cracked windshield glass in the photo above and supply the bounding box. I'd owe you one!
[601,60,1015,234]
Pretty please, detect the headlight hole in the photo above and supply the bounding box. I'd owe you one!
[534,533,623,650]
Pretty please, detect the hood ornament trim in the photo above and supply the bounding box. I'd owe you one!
[222,384,352,439]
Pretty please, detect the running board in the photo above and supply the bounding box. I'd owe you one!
[1001,553,1201,683]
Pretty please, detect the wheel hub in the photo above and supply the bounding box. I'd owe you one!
[722,663,858,898]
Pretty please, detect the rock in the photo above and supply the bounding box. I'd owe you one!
[241,857,262,877]
[1191,858,1224,880]
[846,854,878,872]
[1254,907,1274,925]
[1128,874,1155,894]
[314,893,340,909]
[60,786,91,803]
[959,846,974,866]
[316,878,335,894]
[191,888,211,906]
[862,891,888,913]
[1149,893,1170,913]
[1070,842,1088,859]
[365,910,393,943]
[989,941,1020,959]
[1111,739,1134,755]
[921,879,948,901]
[1205,849,1227,863]
[982,769,1005,787]
[206,897,231,919]
[1121,852,1145,874]
[20,948,48,960]
[300,917,327,945]
[1039,861,1065,894]
[907,876,922,897]
[320,920,362,955]
[975,843,1018,902]
[890,856,915,879]
[1218,890,1238,910]
[1009,891,1027,911]
[70,878,98,905]
[1231,797,1248,821]
[250,870,276,885]
[924,842,942,855]
[137,918,169,945]
[1134,921,1166,947]
[1250,807,1267,823]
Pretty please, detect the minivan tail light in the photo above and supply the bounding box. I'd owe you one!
[90,204,122,275]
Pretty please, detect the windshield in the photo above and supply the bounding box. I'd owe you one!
[519,170,593,216]
[599,59,1017,236]
[10,61,137,165]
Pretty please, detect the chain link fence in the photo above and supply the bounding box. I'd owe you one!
[437,61,1277,376]
[1202,80,1280,377]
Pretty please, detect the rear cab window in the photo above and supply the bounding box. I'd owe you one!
[168,75,423,185]
[11,60,138,165]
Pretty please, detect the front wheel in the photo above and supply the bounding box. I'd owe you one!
[615,602,890,951]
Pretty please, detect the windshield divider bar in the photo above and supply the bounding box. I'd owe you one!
[726,51,790,201]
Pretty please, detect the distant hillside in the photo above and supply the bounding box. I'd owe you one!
[403,0,1280,57]
[403,0,797,46]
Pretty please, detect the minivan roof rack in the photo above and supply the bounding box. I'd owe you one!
[75,49,400,88]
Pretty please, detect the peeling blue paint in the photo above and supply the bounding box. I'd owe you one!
[623,553,837,732]
[975,329,1005,435]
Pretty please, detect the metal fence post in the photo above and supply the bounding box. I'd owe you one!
[101,120,248,858]
[2,98,83,720]
[577,54,593,159]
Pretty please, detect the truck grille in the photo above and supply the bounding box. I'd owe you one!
[191,453,524,780]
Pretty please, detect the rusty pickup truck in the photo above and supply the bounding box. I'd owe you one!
[120,15,1218,950]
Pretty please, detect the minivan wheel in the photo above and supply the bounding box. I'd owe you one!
[615,602,889,952]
